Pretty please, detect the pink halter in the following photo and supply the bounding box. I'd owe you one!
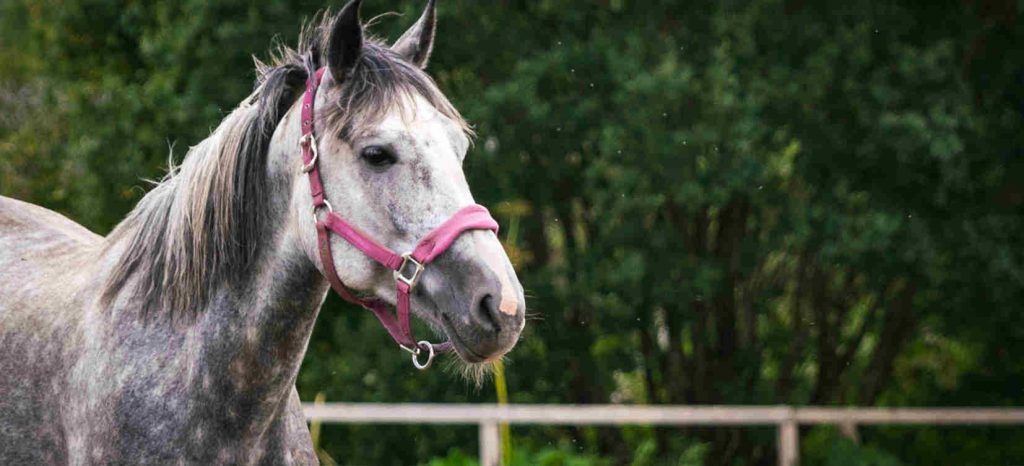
[299,68,499,369]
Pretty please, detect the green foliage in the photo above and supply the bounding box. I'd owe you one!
[2,0,1023,465]
[803,428,903,466]
[427,448,478,466]
[427,443,613,466]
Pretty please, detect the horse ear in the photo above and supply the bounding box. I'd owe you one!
[391,0,437,69]
[327,0,363,82]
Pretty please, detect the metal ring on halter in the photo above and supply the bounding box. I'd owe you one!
[312,200,333,226]
[394,253,425,289]
[410,341,435,370]
[300,136,319,173]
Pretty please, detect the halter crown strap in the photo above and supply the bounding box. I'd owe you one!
[300,67,499,370]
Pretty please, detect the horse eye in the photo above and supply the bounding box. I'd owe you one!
[360,146,396,167]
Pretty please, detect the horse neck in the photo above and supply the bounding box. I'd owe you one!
[186,98,329,430]
[99,95,328,435]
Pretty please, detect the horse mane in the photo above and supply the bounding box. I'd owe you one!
[101,10,471,322]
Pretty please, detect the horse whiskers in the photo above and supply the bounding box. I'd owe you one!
[442,355,502,390]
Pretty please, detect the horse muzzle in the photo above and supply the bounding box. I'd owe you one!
[420,234,526,363]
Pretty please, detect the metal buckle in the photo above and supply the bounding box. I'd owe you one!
[394,253,425,289]
[400,341,435,370]
[312,200,333,226]
[299,134,318,173]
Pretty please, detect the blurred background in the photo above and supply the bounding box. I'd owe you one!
[1,0,1022,465]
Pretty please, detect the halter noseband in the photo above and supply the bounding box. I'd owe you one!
[299,68,499,370]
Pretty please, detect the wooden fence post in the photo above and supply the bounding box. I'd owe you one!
[479,421,501,466]
[778,409,798,466]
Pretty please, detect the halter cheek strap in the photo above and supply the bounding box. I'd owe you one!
[299,68,499,370]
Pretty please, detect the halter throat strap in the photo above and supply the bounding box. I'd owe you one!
[299,68,499,370]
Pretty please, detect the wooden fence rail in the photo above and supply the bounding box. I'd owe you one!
[302,403,1024,466]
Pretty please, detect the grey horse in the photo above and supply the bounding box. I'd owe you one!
[0,1,526,463]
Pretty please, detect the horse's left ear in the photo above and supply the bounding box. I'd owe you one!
[391,0,437,69]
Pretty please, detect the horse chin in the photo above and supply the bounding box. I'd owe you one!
[439,312,513,362]
[428,313,508,387]
[442,352,502,388]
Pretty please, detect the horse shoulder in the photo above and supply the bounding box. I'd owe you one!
[0,194,105,338]
[0,196,104,465]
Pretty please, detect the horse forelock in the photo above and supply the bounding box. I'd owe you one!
[101,9,471,322]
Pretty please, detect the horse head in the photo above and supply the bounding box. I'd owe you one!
[279,0,526,367]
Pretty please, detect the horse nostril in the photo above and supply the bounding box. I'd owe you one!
[473,294,501,334]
